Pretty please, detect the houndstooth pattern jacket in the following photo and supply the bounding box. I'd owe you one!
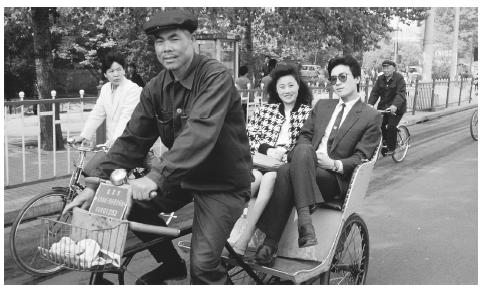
[247,103,311,156]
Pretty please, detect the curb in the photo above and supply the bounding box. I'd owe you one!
[404,104,477,127]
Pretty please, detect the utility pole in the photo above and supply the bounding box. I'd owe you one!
[450,7,460,80]
[394,17,399,63]
[422,7,436,82]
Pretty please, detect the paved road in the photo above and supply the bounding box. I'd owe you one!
[4,109,478,284]
[364,108,478,284]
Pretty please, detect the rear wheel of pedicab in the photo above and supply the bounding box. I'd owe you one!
[392,125,410,163]
[9,188,72,276]
[323,213,369,285]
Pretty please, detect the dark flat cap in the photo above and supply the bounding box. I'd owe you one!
[382,60,396,67]
[144,10,198,35]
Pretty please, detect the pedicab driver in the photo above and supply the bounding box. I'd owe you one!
[63,9,252,284]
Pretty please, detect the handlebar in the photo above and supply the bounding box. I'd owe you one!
[377,109,396,115]
[67,137,108,153]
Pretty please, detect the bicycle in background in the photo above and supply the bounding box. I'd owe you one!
[378,109,411,162]
[9,139,108,275]
[470,109,478,141]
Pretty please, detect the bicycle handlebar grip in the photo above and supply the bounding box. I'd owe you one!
[129,221,180,237]
[84,177,102,185]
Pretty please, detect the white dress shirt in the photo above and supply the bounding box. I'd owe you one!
[316,96,360,172]
[80,78,142,146]
[275,110,291,147]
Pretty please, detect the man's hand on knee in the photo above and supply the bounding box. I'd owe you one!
[316,152,335,170]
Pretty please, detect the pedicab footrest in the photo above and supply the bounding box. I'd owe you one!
[37,208,129,272]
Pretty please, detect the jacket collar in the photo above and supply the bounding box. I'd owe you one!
[162,53,199,91]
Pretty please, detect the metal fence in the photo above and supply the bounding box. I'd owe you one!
[3,78,476,187]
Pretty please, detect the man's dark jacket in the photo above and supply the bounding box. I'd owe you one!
[368,71,407,115]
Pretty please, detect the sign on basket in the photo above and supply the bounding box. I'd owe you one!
[88,183,130,220]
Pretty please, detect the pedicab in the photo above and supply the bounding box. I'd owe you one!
[222,141,382,284]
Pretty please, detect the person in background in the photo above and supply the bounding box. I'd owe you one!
[126,63,145,87]
[261,55,271,77]
[260,59,277,97]
[235,65,252,89]
[232,63,312,256]
[368,59,407,156]
[72,51,142,149]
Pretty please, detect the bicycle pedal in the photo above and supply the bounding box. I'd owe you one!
[177,240,191,253]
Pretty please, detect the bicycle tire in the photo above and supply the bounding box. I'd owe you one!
[470,110,478,141]
[392,125,410,163]
[324,213,369,285]
[9,188,72,276]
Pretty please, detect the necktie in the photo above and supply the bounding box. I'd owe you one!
[327,103,345,152]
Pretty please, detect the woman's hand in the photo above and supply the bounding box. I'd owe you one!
[267,148,285,161]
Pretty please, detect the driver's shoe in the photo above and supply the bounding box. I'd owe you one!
[135,259,187,285]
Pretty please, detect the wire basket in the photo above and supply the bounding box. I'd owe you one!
[37,209,129,272]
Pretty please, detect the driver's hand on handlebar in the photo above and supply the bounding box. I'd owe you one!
[71,135,86,144]
[130,176,159,201]
[388,105,397,114]
[70,135,92,147]
[62,186,96,215]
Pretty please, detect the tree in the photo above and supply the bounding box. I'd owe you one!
[4,8,36,100]
[31,7,64,150]
[261,7,428,64]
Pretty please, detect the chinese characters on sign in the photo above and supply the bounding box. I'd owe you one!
[89,183,130,220]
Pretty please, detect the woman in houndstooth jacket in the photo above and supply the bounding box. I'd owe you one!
[233,63,313,256]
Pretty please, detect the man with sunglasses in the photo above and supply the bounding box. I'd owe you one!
[368,60,407,155]
[254,55,381,266]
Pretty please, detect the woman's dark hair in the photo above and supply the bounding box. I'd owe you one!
[267,63,312,107]
[327,55,361,92]
[101,51,126,74]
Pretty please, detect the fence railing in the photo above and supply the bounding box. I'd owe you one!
[4,78,476,187]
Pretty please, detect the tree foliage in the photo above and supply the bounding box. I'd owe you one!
[5,6,432,97]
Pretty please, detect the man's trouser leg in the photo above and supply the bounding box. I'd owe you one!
[289,144,324,208]
[127,188,193,264]
[257,163,296,244]
[291,143,341,202]
[386,113,404,151]
[190,190,247,284]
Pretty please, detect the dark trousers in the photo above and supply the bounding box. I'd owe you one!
[381,113,403,150]
[129,186,247,284]
[257,144,340,243]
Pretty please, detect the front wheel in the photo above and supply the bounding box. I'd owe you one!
[392,125,410,163]
[323,213,369,285]
[470,110,478,141]
[9,189,72,276]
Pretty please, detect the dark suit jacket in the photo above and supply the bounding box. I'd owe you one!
[292,98,382,197]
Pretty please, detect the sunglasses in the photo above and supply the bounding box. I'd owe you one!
[330,73,349,85]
